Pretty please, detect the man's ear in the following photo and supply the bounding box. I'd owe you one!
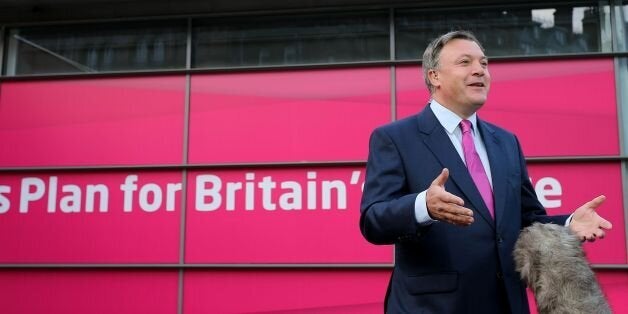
[428,69,440,88]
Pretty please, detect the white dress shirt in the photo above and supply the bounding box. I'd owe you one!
[414,100,493,224]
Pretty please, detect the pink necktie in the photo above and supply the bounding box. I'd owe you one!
[460,120,494,219]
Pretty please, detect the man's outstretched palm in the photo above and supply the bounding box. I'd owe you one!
[569,195,613,242]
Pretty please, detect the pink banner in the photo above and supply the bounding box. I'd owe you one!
[184,163,625,264]
[0,76,186,167]
[0,171,181,263]
[527,163,626,264]
[188,68,391,163]
[0,164,623,265]
[185,167,393,264]
[0,270,178,314]
[396,59,619,157]
[184,269,390,313]
[1,269,624,313]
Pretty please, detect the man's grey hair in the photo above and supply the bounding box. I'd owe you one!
[422,30,485,94]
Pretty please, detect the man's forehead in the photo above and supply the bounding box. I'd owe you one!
[441,39,486,58]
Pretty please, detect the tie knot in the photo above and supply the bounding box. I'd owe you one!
[460,119,472,134]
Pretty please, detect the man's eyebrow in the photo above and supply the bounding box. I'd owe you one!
[455,54,488,60]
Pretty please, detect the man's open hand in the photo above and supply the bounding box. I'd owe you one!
[426,168,474,226]
[569,195,612,242]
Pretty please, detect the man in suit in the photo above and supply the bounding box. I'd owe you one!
[359,30,613,314]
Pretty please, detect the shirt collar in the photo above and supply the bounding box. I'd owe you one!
[429,99,478,134]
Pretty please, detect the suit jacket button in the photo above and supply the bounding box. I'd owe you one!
[497,272,504,280]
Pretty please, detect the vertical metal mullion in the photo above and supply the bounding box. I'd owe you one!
[609,0,617,52]
[389,8,395,62]
[601,0,613,52]
[177,169,188,314]
[389,8,397,266]
[186,17,192,70]
[5,28,17,76]
[611,0,628,52]
[178,17,193,314]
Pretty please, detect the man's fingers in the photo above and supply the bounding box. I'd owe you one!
[600,218,613,230]
[431,203,474,225]
[439,192,465,207]
[584,195,606,210]
[431,168,450,187]
[440,211,474,226]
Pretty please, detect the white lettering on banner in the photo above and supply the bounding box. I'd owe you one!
[195,171,363,211]
[18,177,110,213]
[120,175,180,213]
[0,172,564,214]
[279,181,301,210]
[531,176,562,208]
[196,175,221,212]
[0,185,10,214]
[20,177,45,213]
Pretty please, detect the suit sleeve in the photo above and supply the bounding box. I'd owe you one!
[360,127,421,245]
[516,136,569,226]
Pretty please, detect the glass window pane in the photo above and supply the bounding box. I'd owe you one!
[193,12,389,68]
[4,20,187,75]
[395,3,608,59]
[616,2,628,51]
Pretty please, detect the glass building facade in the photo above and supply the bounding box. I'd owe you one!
[1,1,628,313]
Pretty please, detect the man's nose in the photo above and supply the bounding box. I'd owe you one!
[472,61,485,76]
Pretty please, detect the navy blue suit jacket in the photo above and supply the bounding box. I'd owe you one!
[360,105,568,313]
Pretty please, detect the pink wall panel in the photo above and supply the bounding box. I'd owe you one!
[183,269,389,313]
[188,68,391,163]
[598,270,628,314]
[0,76,185,166]
[396,59,619,156]
[184,162,624,265]
[0,171,181,263]
[527,163,626,264]
[185,167,392,264]
[0,270,178,314]
[528,270,628,314]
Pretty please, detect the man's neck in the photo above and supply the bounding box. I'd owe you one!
[430,96,476,119]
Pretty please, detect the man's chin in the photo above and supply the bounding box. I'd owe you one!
[471,99,487,109]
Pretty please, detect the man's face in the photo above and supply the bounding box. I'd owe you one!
[430,39,491,118]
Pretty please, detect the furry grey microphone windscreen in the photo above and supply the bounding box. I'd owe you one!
[513,223,611,314]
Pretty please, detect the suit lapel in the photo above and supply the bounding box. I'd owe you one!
[417,107,495,228]
[477,120,508,230]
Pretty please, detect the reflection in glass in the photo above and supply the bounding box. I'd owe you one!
[193,12,389,68]
[395,3,609,59]
[4,20,187,75]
